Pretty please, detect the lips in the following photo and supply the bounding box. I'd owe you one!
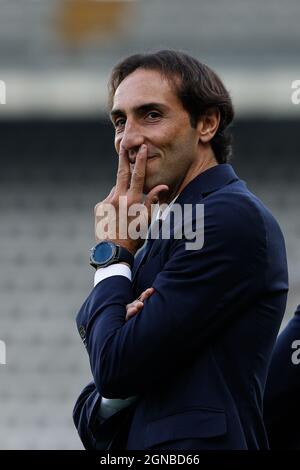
[147,155,158,162]
[129,154,158,164]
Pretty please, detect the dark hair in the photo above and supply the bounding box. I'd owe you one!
[108,50,234,163]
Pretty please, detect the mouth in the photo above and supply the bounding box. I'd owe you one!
[147,154,159,161]
[130,154,159,165]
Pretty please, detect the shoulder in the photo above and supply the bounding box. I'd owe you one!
[170,185,268,267]
[202,185,269,240]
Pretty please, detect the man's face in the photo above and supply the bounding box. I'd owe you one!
[110,68,201,196]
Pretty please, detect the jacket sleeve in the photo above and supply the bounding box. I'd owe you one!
[76,193,268,399]
[73,381,100,449]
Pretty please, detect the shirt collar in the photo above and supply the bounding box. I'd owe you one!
[154,194,179,221]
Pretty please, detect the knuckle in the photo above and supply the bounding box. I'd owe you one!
[110,195,118,206]
[117,169,129,178]
[132,170,143,179]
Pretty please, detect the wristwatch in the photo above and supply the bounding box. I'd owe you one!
[89,241,134,269]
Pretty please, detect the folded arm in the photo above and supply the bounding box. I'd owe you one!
[77,194,266,398]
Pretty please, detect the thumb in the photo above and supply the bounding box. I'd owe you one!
[144,185,169,214]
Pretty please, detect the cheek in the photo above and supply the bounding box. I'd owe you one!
[164,120,191,144]
[174,125,197,151]
[152,127,179,152]
[162,130,190,156]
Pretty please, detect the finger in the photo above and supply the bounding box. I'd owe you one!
[126,309,135,321]
[125,303,144,321]
[139,287,155,302]
[129,144,148,194]
[127,305,141,315]
[115,145,131,194]
[137,290,148,301]
[144,185,169,218]
[137,287,154,300]
[126,310,137,321]
[126,300,143,312]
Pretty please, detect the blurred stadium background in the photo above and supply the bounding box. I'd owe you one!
[0,0,299,449]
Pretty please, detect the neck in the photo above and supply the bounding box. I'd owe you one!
[159,148,218,205]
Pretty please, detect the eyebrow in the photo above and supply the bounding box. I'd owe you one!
[110,102,169,121]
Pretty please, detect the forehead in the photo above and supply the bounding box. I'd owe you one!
[112,68,181,110]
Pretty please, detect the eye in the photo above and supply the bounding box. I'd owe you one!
[146,111,161,119]
[114,118,126,129]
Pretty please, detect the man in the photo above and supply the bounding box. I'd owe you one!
[73,50,288,450]
[264,305,300,449]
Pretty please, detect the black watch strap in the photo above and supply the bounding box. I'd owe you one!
[116,245,134,268]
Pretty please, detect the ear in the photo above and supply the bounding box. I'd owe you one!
[196,107,221,144]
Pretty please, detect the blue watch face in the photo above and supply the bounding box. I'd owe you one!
[93,242,116,264]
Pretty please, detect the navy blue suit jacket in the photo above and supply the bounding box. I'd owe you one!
[73,164,288,450]
[264,305,300,449]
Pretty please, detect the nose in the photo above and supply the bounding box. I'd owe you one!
[117,120,145,160]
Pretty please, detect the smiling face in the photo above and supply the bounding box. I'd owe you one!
[110,68,216,201]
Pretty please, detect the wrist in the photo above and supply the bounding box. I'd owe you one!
[119,262,131,268]
[96,261,131,270]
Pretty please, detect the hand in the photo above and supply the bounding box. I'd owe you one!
[125,287,155,322]
[94,144,169,255]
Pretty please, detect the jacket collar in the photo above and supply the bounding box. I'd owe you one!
[175,163,240,205]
